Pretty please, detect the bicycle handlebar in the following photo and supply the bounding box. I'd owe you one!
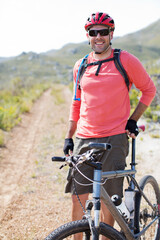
[52,156,65,162]
[52,142,111,165]
[52,126,145,165]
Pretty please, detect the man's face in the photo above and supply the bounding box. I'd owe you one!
[86,25,113,54]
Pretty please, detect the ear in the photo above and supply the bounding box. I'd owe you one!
[86,33,90,45]
[86,32,89,39]
[110,31,114,40]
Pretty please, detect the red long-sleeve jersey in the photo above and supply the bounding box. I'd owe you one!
[69,49,156,138]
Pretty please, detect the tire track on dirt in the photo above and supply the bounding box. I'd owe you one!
[0,86,73,240]
[0,89,55,217]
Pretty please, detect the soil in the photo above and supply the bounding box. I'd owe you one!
[0,86,159,240]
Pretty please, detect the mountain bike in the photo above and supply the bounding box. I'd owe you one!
[45,127,160,240]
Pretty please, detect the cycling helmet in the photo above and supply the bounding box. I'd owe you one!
[85,12,115,31]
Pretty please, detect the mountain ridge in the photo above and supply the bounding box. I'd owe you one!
[0,19,160,89]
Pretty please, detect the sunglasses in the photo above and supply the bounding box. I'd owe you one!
[88,29,110,37]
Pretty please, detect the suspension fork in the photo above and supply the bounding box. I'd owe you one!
[83,161,102,240]
[92,163,102,227]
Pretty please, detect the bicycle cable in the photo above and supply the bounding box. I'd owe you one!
[73,172,86,214]
[74,163,108,186]
[72,163,108,215]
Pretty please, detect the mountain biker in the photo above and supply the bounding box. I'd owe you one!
[63,12,156,240]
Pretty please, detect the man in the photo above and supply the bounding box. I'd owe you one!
[63,12,156,240]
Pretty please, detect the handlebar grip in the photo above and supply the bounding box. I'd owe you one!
[52,156,65,162]
[88,142,112,150]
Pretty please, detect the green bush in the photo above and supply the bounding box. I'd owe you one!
[51,85,65,105]
[0,105,21,131]
[0,129,5,147]
[0,80,50,131]
[129,89,140,108]
[143,107,152,119]
[152,114,158,122]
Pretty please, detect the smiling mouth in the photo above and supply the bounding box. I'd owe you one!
[95,42,104,46]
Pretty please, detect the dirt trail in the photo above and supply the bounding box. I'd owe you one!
[0,87,159,240]
[0,87,72,239]
[0,89,52,209]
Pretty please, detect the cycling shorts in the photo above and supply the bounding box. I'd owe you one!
[65,133,129,197]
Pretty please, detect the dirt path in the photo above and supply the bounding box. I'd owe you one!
[0,86,159,240]
[0,86,72,239]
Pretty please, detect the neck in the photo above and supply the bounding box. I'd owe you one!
[93,46,112,60]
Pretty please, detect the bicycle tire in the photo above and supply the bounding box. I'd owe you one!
[134,175,160,239]
[45,219,125,240]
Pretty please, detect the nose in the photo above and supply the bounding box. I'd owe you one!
[96,32,101,38]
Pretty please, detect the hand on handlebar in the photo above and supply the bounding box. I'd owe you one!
[125,119,139,139]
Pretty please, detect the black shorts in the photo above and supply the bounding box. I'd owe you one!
[65,133,129,197]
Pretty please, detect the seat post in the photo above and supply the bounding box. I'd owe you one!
[130,138,136,189]
[131,138,136,170]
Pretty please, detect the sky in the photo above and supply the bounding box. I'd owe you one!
[0,0,160,57]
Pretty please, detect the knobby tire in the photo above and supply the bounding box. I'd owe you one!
[45,219,125,240]
[134,175,160,240]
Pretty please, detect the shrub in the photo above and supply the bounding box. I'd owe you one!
[0,129,5,147]
[51,85,65,105]
[0,81,50,131]
[130,89,140,108]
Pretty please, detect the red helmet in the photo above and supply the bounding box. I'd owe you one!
[85,12,115,31]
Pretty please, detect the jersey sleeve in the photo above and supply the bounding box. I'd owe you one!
[122,52,156,106]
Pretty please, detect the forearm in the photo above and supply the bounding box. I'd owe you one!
[65,120,77,139]
[129,102,148,122]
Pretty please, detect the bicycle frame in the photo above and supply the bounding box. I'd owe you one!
[89,139,159,240]
[48,133,160,240]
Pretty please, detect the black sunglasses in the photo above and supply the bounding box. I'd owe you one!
[88,29,110,37]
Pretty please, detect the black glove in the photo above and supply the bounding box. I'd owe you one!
[125,119,139,136]
[63,138,74,155]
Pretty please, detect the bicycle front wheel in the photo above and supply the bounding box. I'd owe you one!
[45,219,125,240]
[135,175,160,239]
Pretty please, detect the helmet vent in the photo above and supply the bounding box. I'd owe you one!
[98,12,103,20]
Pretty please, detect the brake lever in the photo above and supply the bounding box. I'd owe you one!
[59,164,67,169]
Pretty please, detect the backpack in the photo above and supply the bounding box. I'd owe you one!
[74,49,130,101]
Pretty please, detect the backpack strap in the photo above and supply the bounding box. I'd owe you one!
[74,49,130,100]
[87,57,114,76]
[77,55,114,92]
[113,49,130,91]
[78,55,89,90]
[74,54,89,101]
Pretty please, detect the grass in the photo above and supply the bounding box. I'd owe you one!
[31,173,37,179]
[0,129,5,147]
[0,81,50,132]
[51,85,65,105]
[150,133,160,138]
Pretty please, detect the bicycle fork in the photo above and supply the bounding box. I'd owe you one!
[93,167,102,225]
[92,163,102,240]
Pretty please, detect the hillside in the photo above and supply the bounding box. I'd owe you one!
[114,19,160,47]
[0,51,73,89]
[0,19,160,89]
[113,19,160,61]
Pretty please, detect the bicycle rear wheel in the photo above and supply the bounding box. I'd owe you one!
[135,175,160,239]
[45,219,125,240]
